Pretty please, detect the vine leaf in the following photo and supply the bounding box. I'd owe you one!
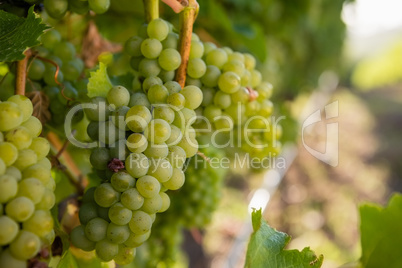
[245,209,323,268]
[26,90,51,125]
[0,6,49,62]
[87,62,113,98]
[359,194,402,268]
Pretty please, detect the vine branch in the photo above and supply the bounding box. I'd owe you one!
[15,50,32,95]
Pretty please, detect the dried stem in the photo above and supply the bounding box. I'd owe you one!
[15,50,32,95]
[143,0,159,23]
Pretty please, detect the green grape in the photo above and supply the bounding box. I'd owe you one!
[29,137,50,160]
[5,126,32,150]
[45,175,56,191]
[162,32,178,49]
[158,192,170,213]
[186,76,202,87]
[259,100,273,117]
[85,97,110,122]
[86,121,99,141]
[54,41,76,62]
[27,59,45,80]
[44,0,68,19]
[181,85,203,110]
[23,210,53,237]
[35,188,56,210]
[218,71,241,94]
[94,183,120,208]
[13,149,37,170]
[177,135,198,157]
[9,230,40,260]
[165,125,183,146]
[0,175,18,203]
[158,48,181,71]
[256,82,273,100]
[69,0,90,14]
[142,76,163,93]
[250,69,262,87]
[223,60,245,76]
[147,84,169,104]
[206,48,228,69]
[0,159,5,176]
[164,81,181,94]
[136,175,160,198]
[214,114,234,130]
[125,153,149,178]
[167,146,186,168]
[147,158,172,183]
[126,133,148,153]
[108,202,132,225]
[0,102,23,132]
[21,116,42,138]
[172,107,196,129]
[82,187,96,203]
[187,58,207,79]
[95,239,119,261]
[214,90,231,109]
[43,66,64,87]
[222,46,233,54]
[121,188,144,210]
[22,164,51,184]
[90,147,110,170]
[228,52,245,62]
[111,171,135,192]
[124,231,150,247]
[190,40,204,59]
[0,142,18,166]
[130,56,141,70]
[159,70,175,83]
[0,250,26,268]
[143,143,168,158]
[71,225,96,251]
[241,69,252,86]
[0,216,19,245]
[203,42,217,55]
[88,0,110,14]
[141,38,163,59]
[163,168,185,190]
[147,19,169,41]
[107,85,130,108]
[114,245,136,265]
[98,120,125,145]
[40,30,62,50]
[126,105,152,132]
[244,53,256,70]
[79,202,98,224]
[141,194,162,214]
[128,211,152,235]
[97,206,110,222]
[106,223,130,244]
[153,105,175,124]
[201,65,221,88]
[57,83,78,105]
[167,93,185,110]
[125,36,143,57]
[203,105,222,122]
[112,106,130,130]
[62,60,82,81]
[85,217,109,242]
[144,119,171,144]
[231,86,249,103]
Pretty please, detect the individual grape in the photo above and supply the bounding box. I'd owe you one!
[114,245,136,265]
[35,188,56,210]
[126,105,152,132]
[124,231,150,247]
[190,40,204,59]
[5,126,32,150]
[79,202,98,225]
[256,82,273,100]
[203,105,222,122]
[13,149,37,170]
[144,119,171,144]
[177,135,198,157]
[22,164,51,184]
[43,66,64,87]
[141,194,162,214]
[162,32,178,49]
[121,188,144,210]
[69,0,90,14]
[147,84,169,104]
[85,217,109,242]
[95,239,119,261]
[29,137,50,160]
[142,76,163,93]
[0,250,26,268]
[9,230,40,260]
[28,59,46,81]
[158,48,181,71]
[158,192,170,213]
[231,86,250,103]
[143,143,169,158]
[125,36,143,57]
[159,70,175,83]
[201,65,221,87]
[136,175,160,198]
[181,85,203,110]
[165,125,183,146]
[0,142,18,166]
[54,41,76,62]
[0,175,18,203]
[141,39,163,59]
[0,102,23,132]
[187,58,207,79]
[153,106,175,124]
[0,216,19,245]
[40,29,62,50]
[164,81,181,94]
[111,172,135,192]
[214,90,231,109]
[206,48,228,69]
[44,0,68,19]
[250,69,262,87]
[126,133,148,153]
[223,60,245,76]
[71,225,96,251]
[98,120,125,145]
[147,158,173,183]
[62,60,82,81]
[244,53,256,70]
[128,211,152,235]
[107,223,130,244]
[167,93,185,110]
[22,210,53,238]
[85,97,110,122]
[108,203,132,225]
[90,147,110,170]
[125,153,149,178]
[166,146,186,168]
[147,19,169,41]
[88,0,110,14]
[94,183,120,208]
[218,71,241,94]
[163,168,185,190]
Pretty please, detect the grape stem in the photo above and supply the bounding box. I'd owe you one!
[15,49,32,95]
[47,132,87,195]
[175,0,199,88]
[143,0,159,23]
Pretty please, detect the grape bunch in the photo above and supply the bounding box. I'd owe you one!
[125,18,282,161]
[27,29,87,126]
[0,95,55,268]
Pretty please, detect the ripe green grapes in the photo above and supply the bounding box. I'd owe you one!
[0,95,55,267]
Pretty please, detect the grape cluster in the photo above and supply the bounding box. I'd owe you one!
[27,29,87,126]
[0,95,55,268]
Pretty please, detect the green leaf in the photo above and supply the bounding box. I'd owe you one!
[87,62,113,98]
[360,193,402,268]
[0,6,49,62]
[245,209,323,268]
[58,249,78,268]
